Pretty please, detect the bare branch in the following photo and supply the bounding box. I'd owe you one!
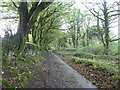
[82,3,104,21]
[97,3,104,12]
[109,21,117,26]
[109,13,120,17]
[109,15,118,21]
[108,10,120,15]
[110,38,120,42]
[110,35,118,40]
[115,1,120,5]
[0,16,18,19]
[11,0,19,9]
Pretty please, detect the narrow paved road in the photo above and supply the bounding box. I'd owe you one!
[27,52,97,89]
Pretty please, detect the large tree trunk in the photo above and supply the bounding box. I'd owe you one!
[14,1,53,55]
[103,1,109,55]
[16,2,28,55]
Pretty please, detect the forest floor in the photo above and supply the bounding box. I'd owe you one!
[27,51,97,89]
[57,54,118,89]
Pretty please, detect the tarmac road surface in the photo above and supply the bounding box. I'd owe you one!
[27,51,97,89]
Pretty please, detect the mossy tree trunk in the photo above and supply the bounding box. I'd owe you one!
[12,1,53,55]
[103,1,109,55]
[16,2,28,55]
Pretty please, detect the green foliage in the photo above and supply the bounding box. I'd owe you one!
[57,50,119,84]
[109,42,118,55]
[74,52,95,59]
[2,29,17,60]
[112,74,120,81]
[2,79,15,89]
[64,48,76,52]
[28,34,33,43]
[70,41,118,56]
[1,0,119,88]
[25,42,40,51]
[57,50,118,61]
[2,52,45,88]
[79,41,104,55]
[31,2,73,50]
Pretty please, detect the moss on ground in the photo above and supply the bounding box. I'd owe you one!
[57,51,119,88]
[2,52,45,88]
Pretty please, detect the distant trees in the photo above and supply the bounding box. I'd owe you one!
[30,2,72,50]
[65,8,84,48]
[83,0,120,54]
[1,0,119,56]
[64,8,97,48]
[54,0,119,55]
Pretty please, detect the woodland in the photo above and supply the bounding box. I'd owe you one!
[0,0,120,89]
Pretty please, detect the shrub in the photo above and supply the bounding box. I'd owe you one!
[2,79,15,89]
[108,42,118,56]
[80,45,104,55]
[64,48,76,52]
[73,52,95,59]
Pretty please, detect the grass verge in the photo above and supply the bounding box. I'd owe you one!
[56,51,120,88]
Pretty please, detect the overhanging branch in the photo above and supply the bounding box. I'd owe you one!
[0,16,18,19]
[28,1,40,20]
[11,0,19,9]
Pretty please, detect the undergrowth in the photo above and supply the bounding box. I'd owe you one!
[2,52,45,89]
[57,51,119,88]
